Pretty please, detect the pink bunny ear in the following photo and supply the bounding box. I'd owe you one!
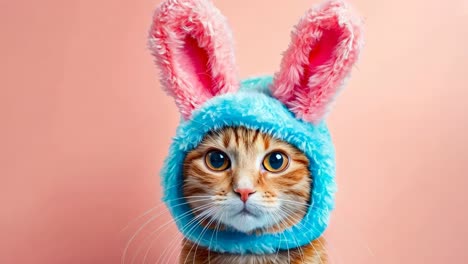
[271,0,363,124]
[148,0,239,120]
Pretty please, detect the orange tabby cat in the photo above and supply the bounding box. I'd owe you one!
[181,127,327,264]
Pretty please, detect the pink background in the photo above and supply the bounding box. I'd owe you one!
[1,0,468,263]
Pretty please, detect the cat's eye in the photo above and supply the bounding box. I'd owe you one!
[263,151,289,172]
[205,150,231,171]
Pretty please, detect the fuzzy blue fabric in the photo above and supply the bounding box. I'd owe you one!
[160,76,336,255]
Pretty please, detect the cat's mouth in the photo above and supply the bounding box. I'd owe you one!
[234,207,257,217]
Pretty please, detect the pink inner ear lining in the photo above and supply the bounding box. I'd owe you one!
[178,35,214,99]
[300,28,341,92]
[148,0,240,120]
[270,0,363,124]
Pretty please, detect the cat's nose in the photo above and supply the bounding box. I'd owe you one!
[234,188,256,202]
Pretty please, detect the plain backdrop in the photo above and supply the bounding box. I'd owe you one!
[1,0,468,263]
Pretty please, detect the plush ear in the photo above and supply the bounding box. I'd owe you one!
[148,0,239,120]
[271,0,363,124]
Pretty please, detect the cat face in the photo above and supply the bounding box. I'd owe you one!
[183,127,311,234]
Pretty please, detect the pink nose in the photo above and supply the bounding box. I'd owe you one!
[234,188,256,202]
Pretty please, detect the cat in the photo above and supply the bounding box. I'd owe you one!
[180,127,328,264]
[147,0,363,261]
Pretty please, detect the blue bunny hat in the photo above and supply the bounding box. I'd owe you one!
[149,0,363,255]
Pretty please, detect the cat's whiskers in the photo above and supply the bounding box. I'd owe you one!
[159,207,215,263]
[122,211,167,264]
[265,212,283,263]
[192,208,223,264]
[164,203,222,263]
[120,194,211,234]
[276,209,307,263]
[124,199,213,264]
[161,207,217,263]
[182,207,219,264]
[145,202,216,264]
[277,197,310,207]
[271,210,295,264]
[161,233,184,263]
[158,208,212,264]
[156,203,218,263]
[283,210,307,263]
[120,204,167,234]
[207,209,226,264]
[279,205,332,264]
